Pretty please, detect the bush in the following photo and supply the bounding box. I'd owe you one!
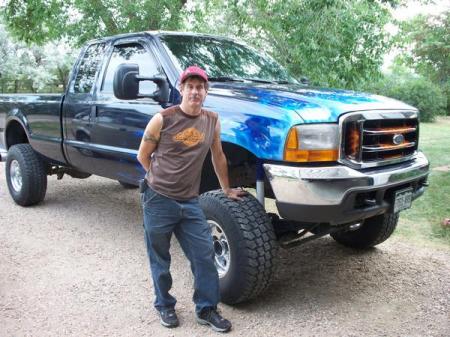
[359,73,447,122]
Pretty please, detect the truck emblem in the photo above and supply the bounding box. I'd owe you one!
[392,134,404,145]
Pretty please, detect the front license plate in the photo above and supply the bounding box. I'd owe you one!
[393,188,413,213]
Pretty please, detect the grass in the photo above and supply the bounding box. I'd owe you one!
[395,116,450,248]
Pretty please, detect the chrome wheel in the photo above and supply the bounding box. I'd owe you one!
[208,219,231,278]
[10,160,23,192]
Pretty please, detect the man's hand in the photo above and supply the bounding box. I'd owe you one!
[223,187,247,201]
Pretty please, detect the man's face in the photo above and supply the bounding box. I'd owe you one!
[180,77,207,109]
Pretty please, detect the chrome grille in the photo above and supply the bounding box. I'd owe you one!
[339,111,419,168]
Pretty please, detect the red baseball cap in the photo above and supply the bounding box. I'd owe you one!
[180,65,208,83]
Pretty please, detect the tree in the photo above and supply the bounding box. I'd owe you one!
[396,10,450,115]
[2,0,408,90]
[41,41,77,91]
[360,64,446,122]
[187,0,396,88]
[3,0,188,46]
[0,18,76,93]
[396,10,450,85]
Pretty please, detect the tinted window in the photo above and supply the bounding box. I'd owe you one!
[160,35,296,83]
[74,43,106,93]
[102,43,161,95]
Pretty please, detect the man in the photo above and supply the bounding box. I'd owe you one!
[137,65,245,333]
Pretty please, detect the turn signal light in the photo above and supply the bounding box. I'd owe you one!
[284,127,339,162]
[285,127,298,150]
[284,149,339,162]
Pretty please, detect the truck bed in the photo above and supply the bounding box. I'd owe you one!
[0,94,65,164]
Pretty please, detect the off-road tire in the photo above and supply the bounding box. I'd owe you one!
[199,190,278,304]
[118,181,138,189]
[331,213,399,249]
[5,144,47,206]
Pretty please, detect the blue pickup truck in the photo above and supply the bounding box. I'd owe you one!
[0,31,430,304]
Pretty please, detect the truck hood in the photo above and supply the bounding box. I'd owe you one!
[208,82,416,123]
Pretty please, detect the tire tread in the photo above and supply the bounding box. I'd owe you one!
[6,144,47,206]
[331,213,399,249]
[200,190,278,304]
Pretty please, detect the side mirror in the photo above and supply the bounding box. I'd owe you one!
[113,63,139,100]
[113,63,170,103]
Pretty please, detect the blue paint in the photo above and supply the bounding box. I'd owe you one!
[134,130,145,139]
[206,94,301,160]
[203,82,416,160]
[209,83,414,123]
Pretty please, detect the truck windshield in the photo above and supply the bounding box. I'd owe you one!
[159,34,297,84]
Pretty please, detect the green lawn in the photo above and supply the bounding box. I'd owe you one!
[395,117,450,248]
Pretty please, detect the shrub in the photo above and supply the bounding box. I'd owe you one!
[358,73,447,122]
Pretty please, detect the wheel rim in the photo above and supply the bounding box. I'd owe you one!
[208,220,231,278]
[10,160,23,192]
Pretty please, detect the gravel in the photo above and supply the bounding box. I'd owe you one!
[1,163,449,337]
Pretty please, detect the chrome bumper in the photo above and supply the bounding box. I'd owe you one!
[264,152,429,224]
[0,148,7,162]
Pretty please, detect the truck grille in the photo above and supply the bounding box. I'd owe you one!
[340,111,419,168]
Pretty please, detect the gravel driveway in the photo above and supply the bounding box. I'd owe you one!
[1,163,449,337]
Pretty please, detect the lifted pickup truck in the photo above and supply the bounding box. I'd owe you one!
[0,31,429,304]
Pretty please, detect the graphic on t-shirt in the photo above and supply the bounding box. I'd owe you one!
[173,127,205,147]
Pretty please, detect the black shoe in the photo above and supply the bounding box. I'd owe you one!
[196,308,232,333]
[159,308,179,328]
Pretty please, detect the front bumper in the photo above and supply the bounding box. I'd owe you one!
[264,152,429,225]
[0,147,7,162]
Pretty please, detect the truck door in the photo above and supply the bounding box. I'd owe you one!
[90,40,166,183]
[62,42,107,171]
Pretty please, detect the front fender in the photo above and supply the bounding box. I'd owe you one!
[205,96,303,160]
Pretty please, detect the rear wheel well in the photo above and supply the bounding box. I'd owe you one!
[6,121,28,148]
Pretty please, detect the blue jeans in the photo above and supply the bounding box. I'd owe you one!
[141,185,220,314]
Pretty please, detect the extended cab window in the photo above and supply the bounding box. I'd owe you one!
[102,43,161,95]
[73,43,106,93]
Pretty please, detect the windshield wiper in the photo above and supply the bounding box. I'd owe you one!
[242,78,277,84]
[209,76,244,82]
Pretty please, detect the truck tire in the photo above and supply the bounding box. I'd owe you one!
[5,144,47,206]
[118,180,138,189]
[331,213,399,249]
[199,190,278,304]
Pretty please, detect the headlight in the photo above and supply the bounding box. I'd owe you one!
[284,124,339,162]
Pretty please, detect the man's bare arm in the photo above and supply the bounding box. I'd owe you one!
[143,133,160,144]
[137,113,163,172]
[210,119,247,200]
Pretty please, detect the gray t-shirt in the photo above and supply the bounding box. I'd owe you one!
[146,105,218,200]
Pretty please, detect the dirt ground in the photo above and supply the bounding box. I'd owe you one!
[1,164,449,337]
